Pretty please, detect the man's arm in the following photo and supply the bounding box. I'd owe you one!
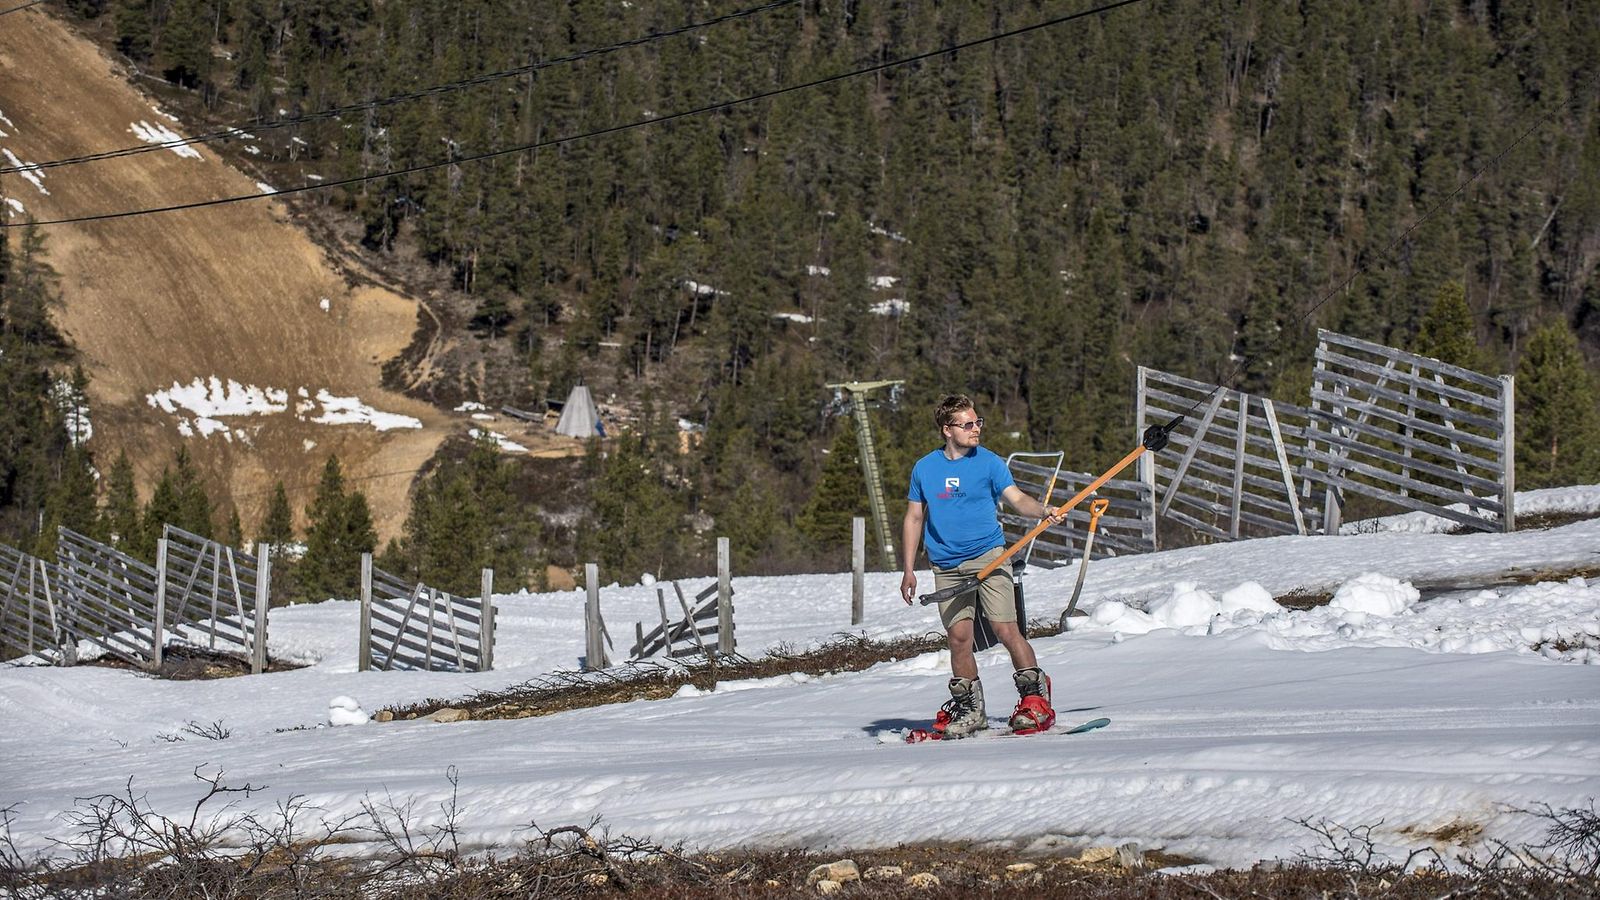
[899,500,926,604]
[1001,485,1063,524]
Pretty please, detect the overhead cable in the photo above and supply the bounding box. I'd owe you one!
[5,0,1153,227]
[1179,68,1599,419]
[0,0,48,17]
[0,0,801,176]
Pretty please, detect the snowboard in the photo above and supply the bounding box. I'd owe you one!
[901,716,1110,744]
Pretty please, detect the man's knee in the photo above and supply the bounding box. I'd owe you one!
[947,621,975,651]
[990,620,1025,642]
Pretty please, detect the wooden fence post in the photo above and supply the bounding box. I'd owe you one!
[585,562,604,670]
[1136,365,1158,551]
[358,553,372,672]
[716,538,733,654]
[1500,374,1516,532]
[851,517,865,626]
[151,537,168,671]
[252,544,271,675]
[1230,390,1248,540]
[479,568,495,672]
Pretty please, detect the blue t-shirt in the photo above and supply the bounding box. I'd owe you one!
[907,445,1013,568]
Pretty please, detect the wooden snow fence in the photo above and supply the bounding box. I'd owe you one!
[358,555,495,673]
[625,539,737,664]
[0,542,69,664]
[1303,330,1515,534]
[1137,366,1326,544]
[53,527,165,667]
[160,525,271,674]
[1000,451,1155,566]
[629,580,732,661]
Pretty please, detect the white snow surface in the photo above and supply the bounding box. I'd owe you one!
[2,488,1598,869]
[2,149,47,194]
[145,377,421,436]
[127,120,203,159]
[1341,484,1600,534]
[468,427,528,453]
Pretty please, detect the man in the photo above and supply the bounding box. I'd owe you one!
[900,394,1061,738]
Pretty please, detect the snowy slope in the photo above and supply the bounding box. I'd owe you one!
[1,489,1597,869]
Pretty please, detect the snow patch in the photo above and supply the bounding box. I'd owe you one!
[145,377,419,436]
[310,390,421,431]
[128,121,203,159]
[683,280,728,297]
[469,427,528,453]
[2,150,47,194]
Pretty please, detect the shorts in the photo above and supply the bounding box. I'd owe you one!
[933,546,1016,630]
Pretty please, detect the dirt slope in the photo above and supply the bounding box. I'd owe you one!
[0,10,452,539]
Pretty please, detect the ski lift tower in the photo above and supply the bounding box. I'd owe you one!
[824,379,905,569]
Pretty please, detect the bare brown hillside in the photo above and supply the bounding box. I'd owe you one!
[0,10,455,539]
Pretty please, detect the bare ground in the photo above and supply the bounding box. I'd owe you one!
[0,9,453,538]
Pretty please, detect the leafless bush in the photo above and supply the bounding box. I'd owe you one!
[8,774,1595,898]
[1529,799,1600,877]
[1294,817,1443,876]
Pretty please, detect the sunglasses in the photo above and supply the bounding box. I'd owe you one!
[945,417,984,431]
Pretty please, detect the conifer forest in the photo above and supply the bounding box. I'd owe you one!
[3,0,1598,590]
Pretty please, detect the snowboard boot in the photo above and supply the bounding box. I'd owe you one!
[1009,666,1055,734]
[930,676,988,739]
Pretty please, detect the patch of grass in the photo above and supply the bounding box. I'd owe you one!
[1274,588,1334,610]
[1401,819,1486,844]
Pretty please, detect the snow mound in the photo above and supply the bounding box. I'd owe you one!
[1330,573,1419,616]
[328,695,368,726]
[1220,581,1281,614]
[1147,581,1218,628]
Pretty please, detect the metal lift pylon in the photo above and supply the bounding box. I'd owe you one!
[824,380,905,570]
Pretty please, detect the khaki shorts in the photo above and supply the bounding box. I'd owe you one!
[934,546,1016,630]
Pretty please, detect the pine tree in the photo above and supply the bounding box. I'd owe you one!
[796,423,868,554]
[159,0,213,91]
[170,447,214,539]
[1514,323,1600,489]
[222,506,245,549]
[1413,281,1484,371]
[101,452,141,552]
[580,436,681,583]
[135,469,181,561]
[34,444,99,558]
[112,0,152,60]
[258,481,295,547]
[299,456,377,602]
[0,223,70,546]
[395,435,530,595]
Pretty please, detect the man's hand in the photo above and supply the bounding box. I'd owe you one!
[900,571,917,605]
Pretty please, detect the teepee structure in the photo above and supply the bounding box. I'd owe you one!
[555,382,603,438]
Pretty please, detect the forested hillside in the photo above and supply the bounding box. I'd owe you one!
[15,0,1600,582]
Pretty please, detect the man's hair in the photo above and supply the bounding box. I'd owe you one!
[935,394,974,429]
